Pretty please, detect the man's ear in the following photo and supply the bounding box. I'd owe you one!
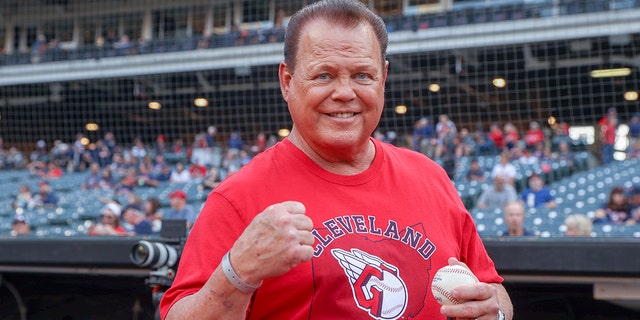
[279,62,292,102]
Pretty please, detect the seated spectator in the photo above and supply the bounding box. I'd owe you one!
[154,164,173,182]
[136,164,160,188]
[593,186,633,225]
[87,203,126,236]
[11,215,31,236]
[465,158,487,182]
[170,162,192,183]
[189,161,208,180]
[503,122,520,150]
[144,197,163,233]
[199,167,222,190]
[490,152,517,186]
[520,174,556,208]
[33,161,64,179]
[13,184,33,209]
[475,174,518,209]
[121,204,155,235]
[163,190,197,230]
[81,162,102,189]
[524,121,545,150]
[564,214,593,237]
[500,201,535,237]
[30,180,58,208]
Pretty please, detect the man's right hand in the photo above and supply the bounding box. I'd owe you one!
[227,201,315,288]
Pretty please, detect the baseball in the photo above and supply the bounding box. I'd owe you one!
[431,264,479,305]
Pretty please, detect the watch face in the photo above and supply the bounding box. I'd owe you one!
[498,310,506,320]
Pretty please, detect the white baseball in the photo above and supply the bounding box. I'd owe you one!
[431,264,479,305]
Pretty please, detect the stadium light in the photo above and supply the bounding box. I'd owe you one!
[278,128,290,137]
[85,122,99,131]
[194,97,209,107]
[492,77,507,88]
[394,105,408,115]
[590,68,631,78]
[148,101,162,110]
[624,90,638,101]
[428,83,440,93]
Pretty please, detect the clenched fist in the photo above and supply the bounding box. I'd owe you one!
[227,201,315,286]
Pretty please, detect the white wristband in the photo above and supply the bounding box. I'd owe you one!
[221,251,262,294]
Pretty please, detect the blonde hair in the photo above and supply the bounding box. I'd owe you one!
[564,214,592,237]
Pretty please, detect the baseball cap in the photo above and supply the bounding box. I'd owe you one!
[12,214,29,225]
[38,180,50,187]
[123,204,143,214]
[103,202,122,217]
[168,190,187,200]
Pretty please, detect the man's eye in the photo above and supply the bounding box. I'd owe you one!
[356,73,370,80]
[317,74,330,80]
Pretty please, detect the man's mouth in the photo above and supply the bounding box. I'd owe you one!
[329,112,355,118]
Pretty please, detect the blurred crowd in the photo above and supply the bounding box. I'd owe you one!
[2,108,640,237]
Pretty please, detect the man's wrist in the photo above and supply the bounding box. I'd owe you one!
[221,251,263,294]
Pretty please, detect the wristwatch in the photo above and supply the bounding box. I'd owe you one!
[497,309,506,320]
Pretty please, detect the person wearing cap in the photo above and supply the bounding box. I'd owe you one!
[87,202,126,236]
[31,180,58,208]
[11,215,31,236]
[520,173,556,208]
[121,204,154,235]
[163,190,197,229]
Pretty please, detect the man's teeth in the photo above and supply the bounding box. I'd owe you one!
[331,113,354,118]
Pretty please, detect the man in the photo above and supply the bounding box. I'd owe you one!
[476,174,518,209]
[11,215,31,236]
[160,1,512,319]
[520,173,556,208]
[163,190,197,229]
[490,152,517,186]
[121,204,154,235]
[501,201,535,237]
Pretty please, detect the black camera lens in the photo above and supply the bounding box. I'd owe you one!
[130,240,178,268]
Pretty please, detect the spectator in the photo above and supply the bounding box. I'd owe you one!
[490,152,517,186]
[199,167,222,190]
[170,162,192,183]
[188,161,208,180]
[163,190,197,230]
[466,158,487,182]
[599,107,618,164]
[227,130,245,151]
[500,201,535,237]
[81,162,102,189]
[205,125,218,148]
[122,204,155,235]
[31,180,58,208]
[523,121,545,150]
[520,174,556,208]
[476,174,518,209]
[13,184,33,209]
[11,215,31,236]
[154,164,173,182]
[87,203,126,236]
[487,122,504,151]
[628,114,640,152]
[412,117,435,156]
[564,214,593,237]
[552,140,575,172]
[503,122,520,150]
[144,197,163,233]
[593,186,632,225]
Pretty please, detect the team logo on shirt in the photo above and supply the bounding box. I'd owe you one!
[332,248,408,320]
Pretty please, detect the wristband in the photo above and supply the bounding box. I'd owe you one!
[221,251,262,293]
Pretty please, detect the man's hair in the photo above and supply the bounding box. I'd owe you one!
[283,0,388,72]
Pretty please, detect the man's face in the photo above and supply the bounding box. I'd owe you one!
[279,19,388,153]
[504,207,524,230]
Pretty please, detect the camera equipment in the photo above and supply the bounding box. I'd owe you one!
[130,219,187,287]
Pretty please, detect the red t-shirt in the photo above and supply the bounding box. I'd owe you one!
[160,138,502,319]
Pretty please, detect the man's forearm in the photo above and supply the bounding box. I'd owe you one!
[164,265,252,320]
